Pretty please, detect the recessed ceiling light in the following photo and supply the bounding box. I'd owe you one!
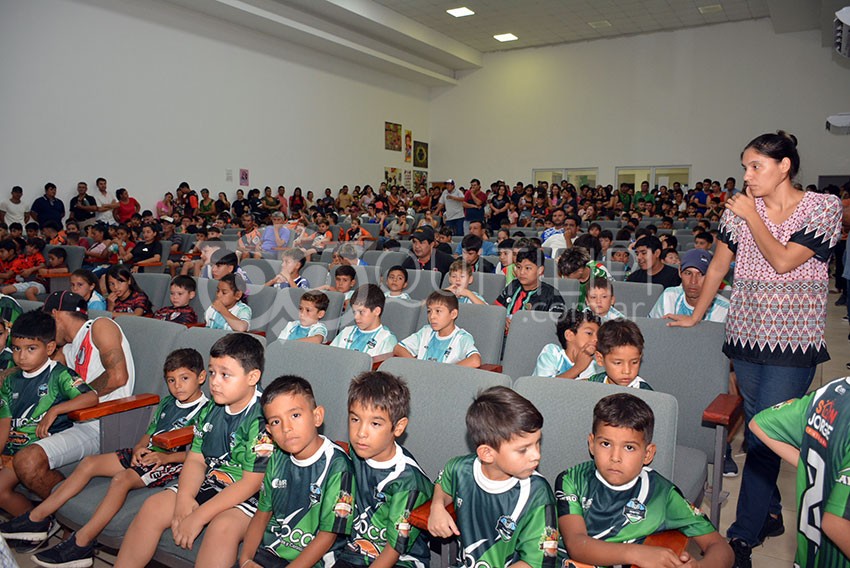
[588,20,612,29]
[447,7,475,18]
[698,4,723,15]
[494,33,518,42]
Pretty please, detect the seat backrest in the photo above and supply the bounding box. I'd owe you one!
[113,316,187,397]
[513,376,678,481]
[301,264,329,288]
[46,245,85,272]
[175,328,266,370]
[378,357,511,479]
[180,233,197,253]
[501,310,560,379]
[133,273,172,311]
[540,276,580,308]
[440,272,506,305]
[329,264,381,287]
[612,281,663,317]
[381,298,424,341]
[404,270,442,301]
[265,341,372,441]
[240,259,281,285]
[17,299,44,313]
[264,287,307,341]
[319,249,336,264]
[633,317,728,463]
[244,285,281,333]
[363,251,410,275]
[604,260,628,281]
[414,303,506,365]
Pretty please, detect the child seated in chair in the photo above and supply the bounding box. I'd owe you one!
[495,247,565,335]
[0,239,31,286]
[199,248,251,284]
[533,308,602,379]
[334,370,433,568]
[444,259,487,305]
[496,238,516,285]
[0,311,98,517]
[0,348,208,567]
[276,291,329,344]
[264,248,309,289]
[319,265,357,308]
[584,276,625,322]
[428,386,559,568]
[154,275,199,325]
[238,375,355,568]
[587,319,652,390]
[70,269,107,312]
[205,273,251,332]
[105,264,153,318]
[330,284,397,356]
[394,291,481,368]
[116,334,269,568]
[557,393,732,568]
[383,265,411,300]
[557,247,612,312]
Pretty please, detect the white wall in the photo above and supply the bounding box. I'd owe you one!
[429,19,850,188]
[0,0,430,212]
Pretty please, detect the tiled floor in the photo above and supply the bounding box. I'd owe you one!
[9,285,850,567]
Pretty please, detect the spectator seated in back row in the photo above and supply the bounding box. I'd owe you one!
[648,248,729,323]
[330,284,397,356]
[626,235,681,289]
[495,246,565,334]
[153,275,199,325]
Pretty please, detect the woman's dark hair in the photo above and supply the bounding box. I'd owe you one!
[743,130,800,180]
[115,188,129,200]
[106,264,143,295]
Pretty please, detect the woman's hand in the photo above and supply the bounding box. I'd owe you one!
[664,314,698,328]
[725,191,757,223]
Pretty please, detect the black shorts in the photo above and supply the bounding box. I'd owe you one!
[167,475,259,517]
[251,548,289,568]
[115,447,183,488]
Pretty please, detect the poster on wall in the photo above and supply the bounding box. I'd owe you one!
[403,169,412,191]
[413,141,428,168]
[384,122,402,151]
[239,168,249,186]
[385,167,402,187]
[404,130,412,162]
[413,170,428,189]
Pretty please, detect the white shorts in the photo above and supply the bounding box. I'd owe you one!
[11,282,46,295]
[33,421,100,469]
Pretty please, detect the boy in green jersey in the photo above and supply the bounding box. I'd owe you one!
[239,375,355,568]
[429,386,560,568]
[557,393,732,567]
[336,371,433,568]
[750,377,850,567]
[0,310,97,517]
[117,333,270,568]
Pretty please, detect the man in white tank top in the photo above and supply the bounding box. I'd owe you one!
[13,292,135,501]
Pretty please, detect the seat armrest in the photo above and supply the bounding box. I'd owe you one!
[68,393,160,421]
[184,322,206,328]
[152,426,194,450]
[630,531,689,568]
[702,393,743,428]
[134,260,163,267]
[479,364,503,373]
[335,441,349,453]
[409,499,456,531]
[371,353,394,370]
[42,272,73,279]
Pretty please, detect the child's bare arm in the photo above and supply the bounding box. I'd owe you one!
[749,419,799,466]
[560,514,683,568]
[288,531,338,568]
[689,532,734,568]
[173,451,207,521]
[213,302,250,332]
[298,334,324,344]
[427,484,459,537]
[238,509,271,567]
[36,391,99,439]
[369,544,402,568]
[393,344,414,358]
[823,513,850,558]
[457,353,481,368]
[0,418,11,465]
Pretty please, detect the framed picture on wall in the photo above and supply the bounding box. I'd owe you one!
[413,169,428,188]
[413,141,428,168]
[403,169,412,190]
[385,122,402,151]
[404,130,412,162]
[385,167,402,186]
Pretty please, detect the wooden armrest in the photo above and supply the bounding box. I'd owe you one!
[480,364,503,373]
[335,441,349,453]
[185,322,206,328]
[702,393,744,428]
[68,393,160,421]
[42,272,73,279]
[371,352,394,370]
[629,531,689,568]
[250,330,266,337]
[152,426,194,450]
[134,260,163,267]
[409,499,456,531]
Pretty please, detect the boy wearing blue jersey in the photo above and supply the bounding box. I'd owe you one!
[533,309,602,379]
[276,291,329,344]
[384,266,412,300]
[1,348,208,567]
[117,334,270,568]
[557,393,732,567]
[588,319,653,390]
[429,386,560,568]
[394,291,481,367]
[336,371,433,568]
[331,285,398,356]
[239,376,355,568]
[444,260,487,305]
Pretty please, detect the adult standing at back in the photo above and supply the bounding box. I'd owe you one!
[0,186,28,226]
[69,181,98,229]
[112,188,140,224]
[93,177,118,225]
[462,178,487,234]
[668,131,843,567]
[30,183,65,226]
[437,179,465,237]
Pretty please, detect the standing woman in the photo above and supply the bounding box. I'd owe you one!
[197,188,216,222]
[155,192,174,219]
[668,131,842,566]
[488,184,510,232]
[113,188,140,224]
[289,187,305,217]
[214,191,230,216]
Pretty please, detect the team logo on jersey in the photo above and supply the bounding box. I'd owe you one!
[837,384,847,395]
[75,346,87,367]
[373,487,387,504]
[554,490,577,503]
[495,515,517,541]
[37,383,48,397]
[253,431,274,457]
[207,469,235,486]
[8,431,29,448]
[271,478,287,489]
[11,392,18,400]
[623,499,646,523]
[396,510,412,538]
[71,376,86,388]
[539,526,559,557]
[334,490,353,518]
[308,483,322,506]
[229,431,237,448]
[169,311,180,321]
[581,497,593,511]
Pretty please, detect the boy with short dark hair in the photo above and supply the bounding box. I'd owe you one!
[1,348,208,566]
[428,386,559,568]
[495,247,565,333]
[496,238,516,284]
[588,319,652,390]
[153,275,199,324]
[320,265,357,306]
[557,247,612,311]
[238,375,355,568]
[330,284,397,356]
[336,371,433,568]
[384,265,411,300]
[533,308,603,379]
[0,311,98,517]
[202,248,251,283]
[557,393,732,567]
[585,276,625,321]
[116,334,270,567]
[694,231,714,251]
[394,290,481,367]
[265,248,309,289]
[276,291,329,344]
[445,260,486,305]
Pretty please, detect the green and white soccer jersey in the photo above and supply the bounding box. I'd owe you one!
[145,394,208,453]
[587,373,653,391]
[190,389,271,485]
[331,325,398,356]
[398,326,479,364]
[279,320,328,342]
[0,294,22,329]
[258,437,354,565]
[0,360,92,454]
[647,286,729,323]
[436,454,560,568]
[532,344,602,379]
[340,443,433,568]
[753,377,850,567]
[577,262,612,311]
[599,306,626,322]
[204,301,252,331]
[555,462,715,545]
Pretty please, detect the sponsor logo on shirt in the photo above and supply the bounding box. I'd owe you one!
[253,431,274,457]
[334,490,354,518]
[495,515,517,541]
[554,490,577,503]
[271,477,287,489]
[539,526,559,557]
[396,509,412,538]
[806,399,838,447]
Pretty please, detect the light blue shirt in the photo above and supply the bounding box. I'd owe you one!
[278,320,327,342]
[204,301,252,331]
[599,305,626,322]
[532,343,602,378]
[398,325,479,364]
[330,324,397,355]
[88,291,107,311]
[261,225,291,252]
[648,285,729,323]
[385,291,412,300]
[458,291,486,304]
